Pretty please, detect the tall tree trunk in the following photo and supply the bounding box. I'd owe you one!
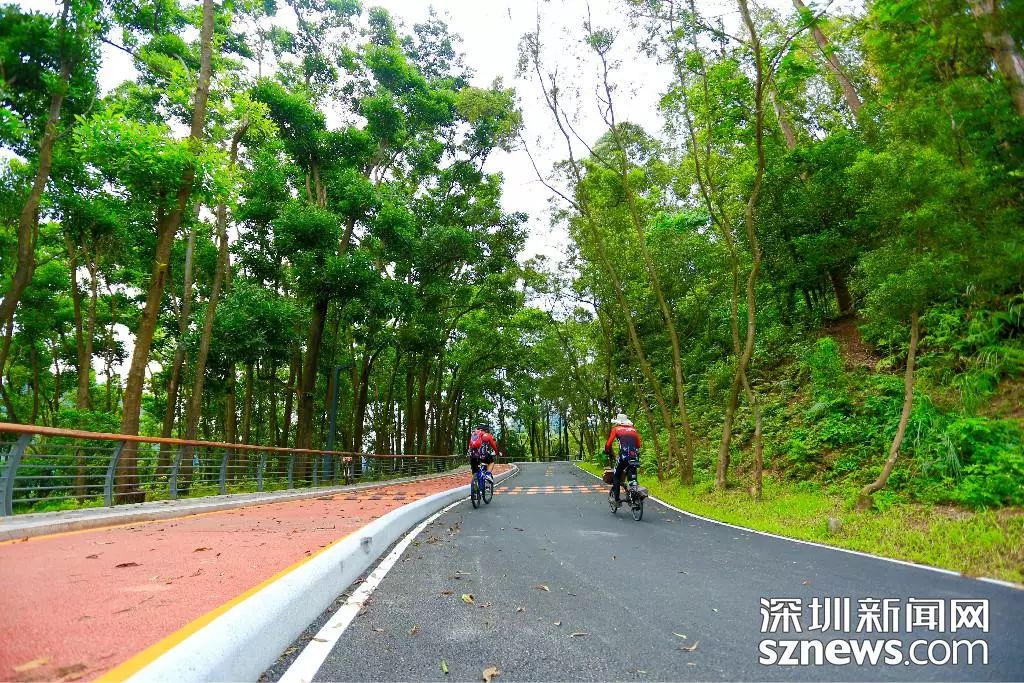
[415,363,429,453]
[791,0,863,117]
[269,361,279,450]
[242,362,254,444]
[768,85,798,148]
[967,0,1024,116]
[158,226,196,474]
[295,297,329,481]
[115,0,215,502]
[282,344,299,447]
[184,119,246,457]
[594,40,695,483]
[719,0,767,496]
[404,365,414,453]
[858,311,919,507]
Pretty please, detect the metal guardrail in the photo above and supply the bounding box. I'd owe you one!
[0,423,462,516]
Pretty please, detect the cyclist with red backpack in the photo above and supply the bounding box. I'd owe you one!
[604,413,642,509]
[468,423,499,481]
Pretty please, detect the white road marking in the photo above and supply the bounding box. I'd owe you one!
[279,498,467,683]
[573,463,1022,591]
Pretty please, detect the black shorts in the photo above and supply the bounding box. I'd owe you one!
[470,452,494,468]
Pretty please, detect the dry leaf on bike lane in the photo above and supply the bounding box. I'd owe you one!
[482,666,501,682]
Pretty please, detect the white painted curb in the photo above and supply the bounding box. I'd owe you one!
[126,466,518,683]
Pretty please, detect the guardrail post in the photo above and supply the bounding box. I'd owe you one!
[287,453,294,489]
[257,451,266,492]
[220,448,230,495]
[104,441,126,507]
[170,448,182,500]
[312,455,319,488]
[1,434,33,516]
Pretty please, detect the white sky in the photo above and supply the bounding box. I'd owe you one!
[14,0,852,379]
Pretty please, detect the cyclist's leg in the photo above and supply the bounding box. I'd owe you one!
[612,456,626,502]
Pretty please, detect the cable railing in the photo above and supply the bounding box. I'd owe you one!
[0,423,462,516]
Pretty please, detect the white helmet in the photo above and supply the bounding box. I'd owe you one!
[613,412,633,426]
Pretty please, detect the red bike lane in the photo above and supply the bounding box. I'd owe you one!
[0,469,503,682]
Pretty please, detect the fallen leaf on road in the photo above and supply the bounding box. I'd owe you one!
[570,632,589,638]
[86,554,99,559]
[673,633,687,639]
[193,547,211,552]
[56,663,88,681]
[612,555,617,560]
[801,580,811,586]
[712,608,719,613]
[440,659,449,675]
[190,568,204,577]
[554,621,562,627]
[13,658,49,673]
[516,607,525,613]
[372,627,384,633]
[461,593,475,604]
[440,590,454,596]
[534,584,550,591]
[115,562,139,568]
[408,625,419,636]
[478,602,492,608]
[678,640,700,652]
[482,666,501,683]
[312,638,328,643]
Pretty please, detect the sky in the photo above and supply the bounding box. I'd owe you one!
[13,0,840,378]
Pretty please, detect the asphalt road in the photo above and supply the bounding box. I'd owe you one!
[270,462,1024,682]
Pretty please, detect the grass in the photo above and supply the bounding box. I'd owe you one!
[578,461,1024,584]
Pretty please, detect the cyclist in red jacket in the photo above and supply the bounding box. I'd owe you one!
[605,413,642,508]
[469,423,499,481]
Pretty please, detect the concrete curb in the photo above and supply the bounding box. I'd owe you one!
[123,465,518,683]
[0,467,471,542]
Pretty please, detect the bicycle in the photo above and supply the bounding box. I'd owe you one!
[608,455,646,521]
[470,461,494,509]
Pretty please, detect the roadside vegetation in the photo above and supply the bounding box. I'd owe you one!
[1,0,1021,567]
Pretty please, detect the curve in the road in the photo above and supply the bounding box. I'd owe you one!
[267,462,1024,682]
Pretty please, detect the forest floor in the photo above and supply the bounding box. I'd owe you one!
[577,461,1023,584]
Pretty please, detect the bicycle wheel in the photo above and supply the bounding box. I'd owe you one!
[482,478,493,504]
[609,492,618,514]
[471,476,480,509]
[631,497,643,521]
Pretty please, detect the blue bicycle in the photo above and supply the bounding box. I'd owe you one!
[470,462,494,508]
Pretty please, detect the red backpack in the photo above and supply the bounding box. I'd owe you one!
[470,430,487,454]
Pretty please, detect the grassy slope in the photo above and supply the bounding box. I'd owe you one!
[578,461,1023,584]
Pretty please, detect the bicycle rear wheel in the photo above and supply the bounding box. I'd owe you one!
[471,477,480,508]
[482,478,493,504]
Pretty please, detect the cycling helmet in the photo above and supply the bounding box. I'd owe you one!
[474,423,490,432]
